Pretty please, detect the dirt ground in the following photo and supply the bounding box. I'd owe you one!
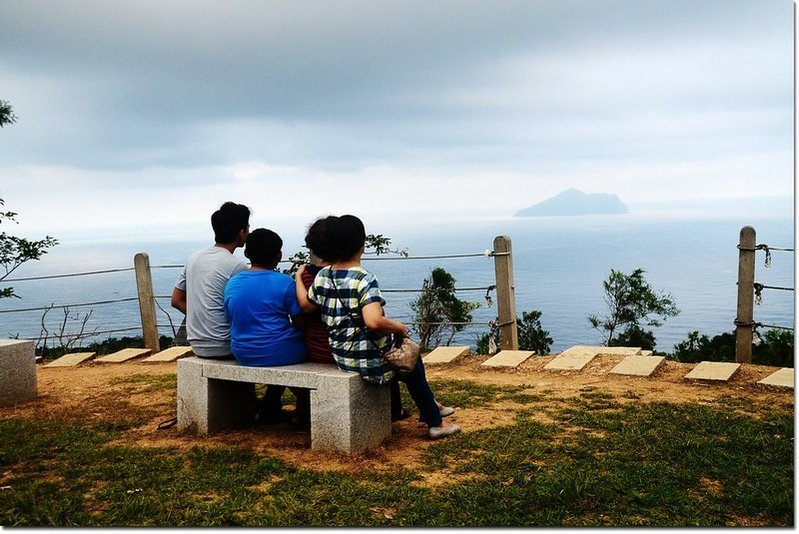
[2,354,793,476]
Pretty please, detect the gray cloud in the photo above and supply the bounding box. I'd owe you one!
[0,0,792,197]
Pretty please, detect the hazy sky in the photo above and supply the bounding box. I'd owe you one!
[0,0,794,237]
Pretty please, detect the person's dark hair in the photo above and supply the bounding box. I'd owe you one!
[211,202,251,244]
[245,228,282,268]
[327,214,366,261]
[305,216,336,262]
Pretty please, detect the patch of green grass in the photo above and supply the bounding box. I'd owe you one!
[108,373,177,394]
[0,381,792,527]
[428,379,545,408]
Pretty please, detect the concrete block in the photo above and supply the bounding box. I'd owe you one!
[757,368,794,389]
[481,350,535,368]
[142,346,193,363]
[557,345,642,358]
[556,345,600,359]
[424,346,470,364]
[0,339,37,406]
[309,371,391,454]
[177,357,390,453]
[545,352,596,371]
[95,348,152,363]
[597,346,643,355]
[177,357,257,433]
[44,352,96,368]
[684,361,741,382]
[610,355,665,377]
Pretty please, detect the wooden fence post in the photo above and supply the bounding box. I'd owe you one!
[735,226,756,364]
[493,235,519,351]
[134,252,161,353]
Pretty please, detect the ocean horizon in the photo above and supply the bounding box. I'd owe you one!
[2,202,795,355]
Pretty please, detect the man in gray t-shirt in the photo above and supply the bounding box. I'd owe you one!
[171,202,251,358]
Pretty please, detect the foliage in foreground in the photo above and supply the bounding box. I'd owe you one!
[0,101,59,300]
[588,268,679,351]
[476,310,553,355]
[410,267,479,351]
[672,329,794,368]
[0,377,792,527]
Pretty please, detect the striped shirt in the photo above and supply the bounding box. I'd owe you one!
[307,266,395,384]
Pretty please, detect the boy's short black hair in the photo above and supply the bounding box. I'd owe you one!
[305,216,336,262]
[327,214,366,261]
[245,228,283,267]
[211,202,251,244]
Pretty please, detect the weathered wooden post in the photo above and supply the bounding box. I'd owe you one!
[134,252,161,353]
[493,235,519,351]
[735,226,756,364]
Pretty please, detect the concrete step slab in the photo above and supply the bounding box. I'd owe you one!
[597,346,643,355]
[481,350,535,368]
[684,361,741,382]
[43,352,96,368]
[142,346,194,363]
[95,348,152,364]
[423,346,470,365]
[556,345,642,360]
[610,355,665,377]
[556,345,601,358]
[544,352,596,371]
[757,368,794,389]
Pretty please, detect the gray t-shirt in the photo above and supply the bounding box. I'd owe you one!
[175,246,248,357]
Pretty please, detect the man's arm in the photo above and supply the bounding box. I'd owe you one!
[171,287,187,314]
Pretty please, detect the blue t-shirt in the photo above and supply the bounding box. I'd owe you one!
[223,270,306,366]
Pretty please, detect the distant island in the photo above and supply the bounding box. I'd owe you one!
[514,188,629,217]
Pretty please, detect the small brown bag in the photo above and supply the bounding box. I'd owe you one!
[383,336,421,376]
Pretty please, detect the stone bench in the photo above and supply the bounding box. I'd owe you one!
[0,339,37,407]
[176,357,391,454]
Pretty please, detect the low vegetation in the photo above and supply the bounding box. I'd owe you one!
[0,376,792,527]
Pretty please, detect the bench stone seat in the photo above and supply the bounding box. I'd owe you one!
[177,357,391,454]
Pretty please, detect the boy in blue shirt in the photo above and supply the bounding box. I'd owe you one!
[225,228,309,425]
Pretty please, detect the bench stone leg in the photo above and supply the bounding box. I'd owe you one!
[177,358,257,434]
[0,340,37,407]
[310,374,391,454]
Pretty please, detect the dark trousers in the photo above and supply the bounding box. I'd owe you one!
[259,386,310,418]
[392,359,442,428]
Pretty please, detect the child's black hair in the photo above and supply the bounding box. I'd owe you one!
[305,216,337,262]
[327,214,366,261]
[245,228,282,268]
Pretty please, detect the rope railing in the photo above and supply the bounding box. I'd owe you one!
[3,241,517,352]
[13,326,146,342]
[0,297,140,314]
[738,243,795,268]
[735,227,795,362]
[4,250,500,283]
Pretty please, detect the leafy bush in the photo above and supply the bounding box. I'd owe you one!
[609,324,656,351]
[476,310,553,355]
[672,329,793,367]
[410,267,479,351]
[588,268,679,352]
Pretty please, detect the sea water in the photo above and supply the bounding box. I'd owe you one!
[1,211,794,354]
